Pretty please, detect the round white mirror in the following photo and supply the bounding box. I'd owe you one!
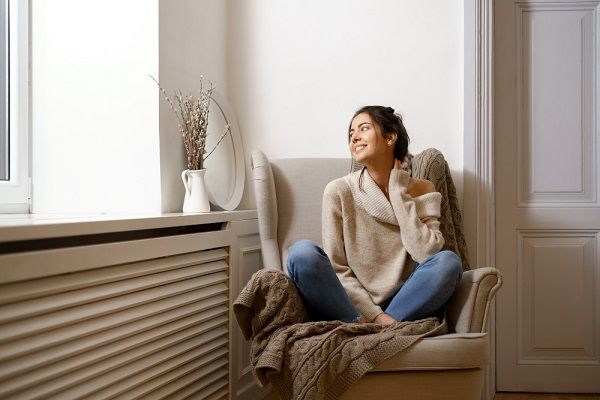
[204,91,245,210]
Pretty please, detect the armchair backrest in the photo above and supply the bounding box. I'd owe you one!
[251,150,351,271]
[251,149,470,272]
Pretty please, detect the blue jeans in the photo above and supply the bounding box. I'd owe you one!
[286,240,462,323]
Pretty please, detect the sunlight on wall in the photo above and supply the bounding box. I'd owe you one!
[31,0,160,214]
[228,0,464,209]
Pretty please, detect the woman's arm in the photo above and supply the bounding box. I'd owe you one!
[388,166,445,263]
[322,181,383,322]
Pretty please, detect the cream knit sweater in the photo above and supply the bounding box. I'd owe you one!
[322,168,445,322]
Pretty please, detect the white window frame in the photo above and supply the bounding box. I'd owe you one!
[0,0,29,213]
[0,0,7,181]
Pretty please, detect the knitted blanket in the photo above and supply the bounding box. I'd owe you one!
[410,148,470,270]
[233,269,446,400]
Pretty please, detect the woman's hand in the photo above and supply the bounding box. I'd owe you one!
[394,159,404,170]
[394,159,435,197]
[373,312,397,325]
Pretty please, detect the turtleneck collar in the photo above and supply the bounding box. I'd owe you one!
[344,169,398,226]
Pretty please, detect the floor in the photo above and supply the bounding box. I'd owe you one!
[266,392,600,400]
[494,394,600,400]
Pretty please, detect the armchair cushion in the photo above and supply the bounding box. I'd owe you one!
[372,333,488,371]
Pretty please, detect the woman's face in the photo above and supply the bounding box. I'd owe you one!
[348,112,392,164]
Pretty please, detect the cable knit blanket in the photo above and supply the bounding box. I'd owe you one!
[233,269,447,400]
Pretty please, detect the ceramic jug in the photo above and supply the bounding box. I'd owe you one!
[181,169,211,213]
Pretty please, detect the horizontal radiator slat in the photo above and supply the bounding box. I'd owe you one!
[0,283,227,364]
[111,355,228,400]
[0,307,228,393]
[198,387,229,400]
[0,294,227,380]
[85,346,228,399]
[0,260,227,323]
[7,323,228,400]
[0,248,228,305]
[0,271,228,343]
[0,230,231,284]
[143,365,228,400]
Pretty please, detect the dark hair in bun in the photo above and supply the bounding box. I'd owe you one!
[349,105,410,162]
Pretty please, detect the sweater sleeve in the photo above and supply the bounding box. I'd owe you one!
[322,182,383,321]
[388,169,445,263]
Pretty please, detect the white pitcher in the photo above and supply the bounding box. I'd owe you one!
[181,169,211,213]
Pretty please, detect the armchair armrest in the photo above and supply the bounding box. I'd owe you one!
[446,267,503,333]
[251,150,282,271]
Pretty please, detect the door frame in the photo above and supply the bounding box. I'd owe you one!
[463,0,495,399]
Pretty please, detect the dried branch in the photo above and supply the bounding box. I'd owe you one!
[205,124,231,161]
[151,75,221,170]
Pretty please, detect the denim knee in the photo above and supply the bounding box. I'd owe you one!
[436,250,463,285]
[287,240,326,278]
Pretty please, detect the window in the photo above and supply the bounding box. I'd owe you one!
[1,0,8,181]
[0,0,28,213]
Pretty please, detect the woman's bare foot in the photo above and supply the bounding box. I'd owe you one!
[373,312,397,325]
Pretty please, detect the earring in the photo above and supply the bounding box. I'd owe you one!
[388,141,392,146]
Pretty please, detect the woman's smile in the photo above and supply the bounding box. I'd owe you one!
[354,144,367,153]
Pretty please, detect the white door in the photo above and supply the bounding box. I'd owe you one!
[495,0,600,392]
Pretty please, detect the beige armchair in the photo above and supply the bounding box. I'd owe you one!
[251,150,502,400]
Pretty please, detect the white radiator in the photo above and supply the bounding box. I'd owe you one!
[0,246,230,400]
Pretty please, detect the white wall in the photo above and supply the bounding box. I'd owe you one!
[228,0,464,209]
[32,0,161,214]
[30,1,463,214]
[159,0,228,212]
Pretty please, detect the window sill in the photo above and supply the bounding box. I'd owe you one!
[0,210,258,244]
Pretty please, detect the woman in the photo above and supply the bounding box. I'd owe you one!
[286,106,462,325]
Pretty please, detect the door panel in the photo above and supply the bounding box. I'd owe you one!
[495,0,600,392]
[516,3,597,206]
[518,231,597,361]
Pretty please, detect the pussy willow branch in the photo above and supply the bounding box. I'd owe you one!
[151,75,217,170]
[150,75,182,125]
[204,124,231,161]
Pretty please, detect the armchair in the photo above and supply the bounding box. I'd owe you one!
[251,150,502,400]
